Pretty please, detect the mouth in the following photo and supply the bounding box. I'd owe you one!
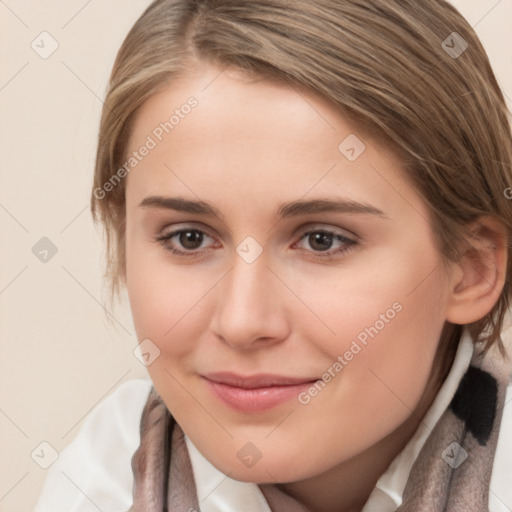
[201,372,318,413]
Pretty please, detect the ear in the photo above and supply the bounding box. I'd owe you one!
[445,216,508,325]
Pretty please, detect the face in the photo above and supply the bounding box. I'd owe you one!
[124,63,455,483]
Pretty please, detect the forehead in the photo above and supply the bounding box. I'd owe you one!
[128,65,343,157]
[124,64,425,222]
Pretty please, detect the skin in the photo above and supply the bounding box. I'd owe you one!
[122,63,506,512]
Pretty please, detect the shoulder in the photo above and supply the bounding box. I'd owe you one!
[490,378,512,512]
[33,377,153,512]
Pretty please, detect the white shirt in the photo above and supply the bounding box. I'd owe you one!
[33,330,512,512]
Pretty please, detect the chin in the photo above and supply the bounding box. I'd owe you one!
[205,446,318,485]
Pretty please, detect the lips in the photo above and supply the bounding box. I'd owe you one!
[201,372,318,413]
[203,372,316,388]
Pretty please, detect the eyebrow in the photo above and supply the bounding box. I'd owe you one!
[138,196,389,220]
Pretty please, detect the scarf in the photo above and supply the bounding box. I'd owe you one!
[127,331,511,512]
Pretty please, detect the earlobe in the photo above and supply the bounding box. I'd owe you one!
[445,217,508,325]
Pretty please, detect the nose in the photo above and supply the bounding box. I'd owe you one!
[210,249,291,350]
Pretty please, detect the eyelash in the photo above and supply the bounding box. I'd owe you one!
[154,226,358,260]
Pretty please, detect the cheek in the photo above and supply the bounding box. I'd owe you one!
[126,259,209,349]
[285,239,447,362]
[271,286,447,479]
[125,251,214,424]
[289,243,448,430]
[125,227,209,359]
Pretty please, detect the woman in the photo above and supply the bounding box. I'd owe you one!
[35,0,512,510]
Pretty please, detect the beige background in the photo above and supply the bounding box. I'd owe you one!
[1,1,511,511]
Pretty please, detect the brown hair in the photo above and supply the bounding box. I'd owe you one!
[91,0,512,372]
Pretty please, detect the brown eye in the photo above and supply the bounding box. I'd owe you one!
[295,228,357,259]
[308,232,334,251]
[179,230,204,250]
[155,227,215,257]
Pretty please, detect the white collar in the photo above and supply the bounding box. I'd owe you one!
[364,328,474,510]
[185,329,474,512]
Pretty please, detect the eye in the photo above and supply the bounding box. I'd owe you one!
[294,229,357,258]
[155,228,217,257]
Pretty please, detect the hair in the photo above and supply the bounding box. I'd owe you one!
[91,0,512,383]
